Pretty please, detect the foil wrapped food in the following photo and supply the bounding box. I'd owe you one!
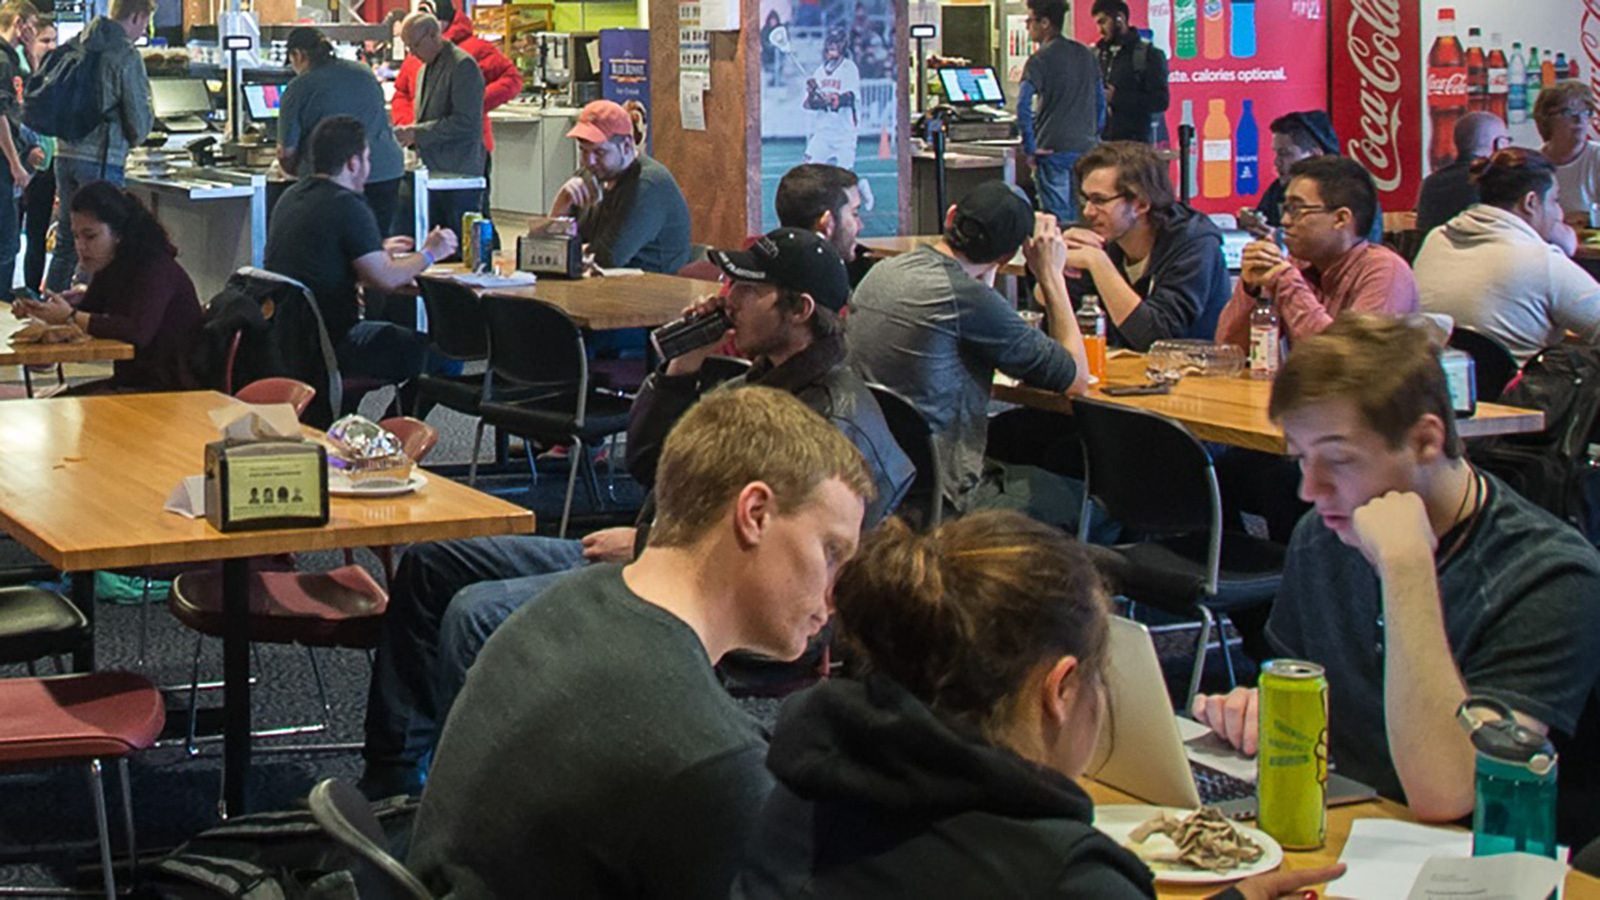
[326,415,414,485]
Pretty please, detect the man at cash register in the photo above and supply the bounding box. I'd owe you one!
[547,99,690,274]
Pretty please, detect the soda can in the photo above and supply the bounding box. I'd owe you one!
[1257,659,1328,850]
[475,218,496,273]
[461,212,483,270]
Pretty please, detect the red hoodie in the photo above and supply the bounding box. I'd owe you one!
[391,9,523,152]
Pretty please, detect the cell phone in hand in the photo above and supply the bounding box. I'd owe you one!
[10,286,38,303]
[1102,382,1172,396]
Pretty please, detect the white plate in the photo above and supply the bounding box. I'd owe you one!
[1093,805,1283,884]
[328,472,428,497]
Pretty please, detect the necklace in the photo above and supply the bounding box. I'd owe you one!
[1435,468,1484,570]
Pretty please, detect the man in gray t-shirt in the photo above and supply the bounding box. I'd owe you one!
[848,181,1088,513]
[1018,0,1103,223]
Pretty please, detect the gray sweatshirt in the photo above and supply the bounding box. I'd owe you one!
[58,16,153,169]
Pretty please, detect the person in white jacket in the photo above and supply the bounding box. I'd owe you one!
[1415,148,1599,365]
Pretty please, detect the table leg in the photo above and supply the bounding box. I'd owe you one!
[221,556,251,818]
[70,570,95,671]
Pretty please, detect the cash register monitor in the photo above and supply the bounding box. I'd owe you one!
[150,77,213,132]
[242,83,281,121]
[937,66,1005,108]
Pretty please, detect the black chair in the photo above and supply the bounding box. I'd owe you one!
[867,383,942,529]
[0,585,89,673]
[308,778,433,900]
[1449,328,1521,404]
[413,276,490,419]
[1575,834,1600,878]
[477,295,634,537]
[1072,398,1285,704]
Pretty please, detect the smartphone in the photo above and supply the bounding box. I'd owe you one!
[10,286,38,303]
[1102,382,1172,396]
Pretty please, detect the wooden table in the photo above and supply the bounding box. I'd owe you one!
[422,271,722,331]
[1576,232,1600,280]
[1,307,134,395]
[0,391,535,814]
[859,234,1027,277]
[1085,780,1600,898]
[995,354,1546,454]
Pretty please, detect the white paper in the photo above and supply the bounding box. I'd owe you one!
[1407,853,1567,900]
[450,271,537,289]
[595,266,645,277]
[680,72,707,131]
[208,403,303,442]
[1335,819,1474,900]
[164,475,207,518]
[1177,716,1259,782]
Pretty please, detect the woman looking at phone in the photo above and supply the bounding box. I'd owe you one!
[733,510,1343,899]
[13,181,202,394]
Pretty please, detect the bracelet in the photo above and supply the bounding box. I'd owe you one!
[420,248,436,267]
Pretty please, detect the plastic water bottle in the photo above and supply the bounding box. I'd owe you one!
[1509,43,1527,124]
[1077,295,1108,381]
[1458,698,1559,860]
[1229,0,1256,58]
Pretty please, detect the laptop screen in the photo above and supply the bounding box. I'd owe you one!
[242,83,281,121]
[937,66,1005,107]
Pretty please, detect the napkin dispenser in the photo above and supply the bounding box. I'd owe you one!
[517,215,583,278]
[1442,349,1477,418]
[204,440,330,533]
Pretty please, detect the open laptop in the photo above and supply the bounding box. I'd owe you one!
[1089,616,1377,819]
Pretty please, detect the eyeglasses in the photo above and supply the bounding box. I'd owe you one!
[1559,107,1595,121]
[1280,203,1332,222]
[1078,191,1130,210]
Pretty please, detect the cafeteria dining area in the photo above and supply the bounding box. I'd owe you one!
[4,0,1600,895]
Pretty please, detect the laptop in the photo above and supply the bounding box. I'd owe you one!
[1089,616,1377,819]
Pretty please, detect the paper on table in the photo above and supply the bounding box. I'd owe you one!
[1176,716,1258,782]
[208,403,302,442]
[680,72,707,131]
[450,271,537,289]
[595,266,645,277]
[165,475,206,518]
[1406,853,1567,900]
[1335,819,1474,900]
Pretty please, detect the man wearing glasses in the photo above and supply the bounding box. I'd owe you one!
[1215,155,1418,351]
[1415,111,1511,235]
[1535,81,1600,224]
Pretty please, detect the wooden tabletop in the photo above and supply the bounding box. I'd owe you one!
[1084,780,1600,898]
[0,391,536,571]
[1575,231,1600,261]
[859,234,1028,277]
[995,354,1546,454]
[0,305,134,367]
[423,271,722,331]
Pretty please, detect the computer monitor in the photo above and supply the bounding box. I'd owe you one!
[242,83,281,121]
[937,66,1005,107]
[150,77,213,119]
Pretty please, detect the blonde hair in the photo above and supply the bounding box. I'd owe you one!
[648,386,874,548]
[1534,81,1596,141]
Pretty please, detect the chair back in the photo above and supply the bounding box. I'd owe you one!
[307,779,433,900]
[481,294,589,399]
[416,277,490,362]
[1449,328,1520,403]
[236,377,317,418]
[866,382,942,528]
[220,267,345,427]
[1072,398,1220,539]
[378,416,441,463]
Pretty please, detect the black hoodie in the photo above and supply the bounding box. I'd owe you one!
[733,675,1167,899]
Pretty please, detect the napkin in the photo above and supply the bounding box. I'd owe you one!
[1335,819,1473,900]
[1406,853,1567,900]
[208,403,303,442]
[164,475,206,518]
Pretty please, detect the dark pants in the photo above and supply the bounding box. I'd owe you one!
[335,320,430,384]
[21,168,54,292]
[0,163,19,290]
[428,187,483,262]
[364,176,401,237]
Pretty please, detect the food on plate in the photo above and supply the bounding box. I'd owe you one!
[1123,807,1264,872]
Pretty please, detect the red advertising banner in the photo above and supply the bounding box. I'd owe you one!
[1329,0,1424,211]
[1072,0,1329,216]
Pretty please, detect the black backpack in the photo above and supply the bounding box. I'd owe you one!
[22,34,104,141]
[1470,345,1600,543]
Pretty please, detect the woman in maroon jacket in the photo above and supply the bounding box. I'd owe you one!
[15,180,202,393]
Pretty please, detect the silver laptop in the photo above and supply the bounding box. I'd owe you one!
[1089,616,1376,818]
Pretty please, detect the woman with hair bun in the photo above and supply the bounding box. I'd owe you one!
[733,510,1343,899]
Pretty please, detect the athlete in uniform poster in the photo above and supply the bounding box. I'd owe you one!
[802,28,861,168]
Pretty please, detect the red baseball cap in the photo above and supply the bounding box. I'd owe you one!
[566,100,635,144]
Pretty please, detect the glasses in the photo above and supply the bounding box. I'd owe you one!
[1078,191,1130,210]
[1563,108,1596,121]
[1280,203,1332,222]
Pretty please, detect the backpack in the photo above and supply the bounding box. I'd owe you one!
[22,34,105,142]
[1469,345,1600,543]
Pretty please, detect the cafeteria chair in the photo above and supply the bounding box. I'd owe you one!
[1448,328,1521,403]
[867,383,943,529]
[0,584,89,675]
[412,276,490,422]
[0,671,165,899]
[476,295,633,538]
[308,778,433,900]
[1071,398,1285,705]
[235,377,318,414]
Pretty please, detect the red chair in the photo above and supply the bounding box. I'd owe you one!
[0,672,165,897]
[235,377,317,417]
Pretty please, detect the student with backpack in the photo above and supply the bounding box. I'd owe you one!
[31,0,153,291]
[0,1,39,287]
[1091,0,1169,143]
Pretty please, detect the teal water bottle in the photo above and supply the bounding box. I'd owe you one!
[1457,697,1559,860]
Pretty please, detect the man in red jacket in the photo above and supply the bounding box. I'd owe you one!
[391,0,521,214]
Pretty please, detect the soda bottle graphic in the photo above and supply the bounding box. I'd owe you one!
[1427,8,1468,172]
[1230,0,1256,58]
[1526,47,1541,108]
[1235,99,1260,196]
[1465,27,1486,113]
[1486,33,1508,122]
[1149,0,1173,59]
[1509,42,1527,125]
[1175,0,1198,59]
[1202,0,1226,60]
[1181,99,1200,197]
[1203,98,1233,199]
[1542,51,1555,87]
[1570,56,1583,81]
[1555,52,1569,81]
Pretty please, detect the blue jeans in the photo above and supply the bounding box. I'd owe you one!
[47,156,125,291]
[1034,151,1081,224]
[362,534,589,788]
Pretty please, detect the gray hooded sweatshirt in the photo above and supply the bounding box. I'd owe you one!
[57,16,153,170]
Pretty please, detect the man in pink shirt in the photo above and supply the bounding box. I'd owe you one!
[1217,156,1417,349]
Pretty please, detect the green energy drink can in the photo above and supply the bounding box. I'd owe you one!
[461,212,483,270]
[1257,659,1328,849]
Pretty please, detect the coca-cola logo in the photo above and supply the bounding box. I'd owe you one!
[1586,0,1600,141]
[1343,0,1404,192]
[1426,72,1467,97]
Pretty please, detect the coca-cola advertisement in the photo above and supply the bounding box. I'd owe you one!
[1329,0,1424,210]
[1070,0,1330,215]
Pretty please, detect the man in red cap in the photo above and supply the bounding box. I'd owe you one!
[549,99,691,273]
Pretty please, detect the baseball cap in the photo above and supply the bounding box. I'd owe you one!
[709,228,851,314]
[950,181,1034,265]
[566,100,635,144]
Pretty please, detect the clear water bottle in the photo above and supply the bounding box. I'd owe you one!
[1077,294,1107,381]
[1248,294,1279,379]
[1457,697,1559,860]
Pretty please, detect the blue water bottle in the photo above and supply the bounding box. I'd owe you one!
[1457,697,1559,860]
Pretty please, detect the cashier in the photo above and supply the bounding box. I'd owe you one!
[278,26,406,235]
[549,99,691,273]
